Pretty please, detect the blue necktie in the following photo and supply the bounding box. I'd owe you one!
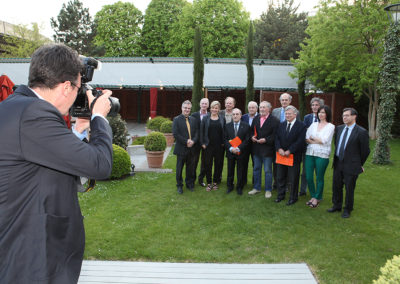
[338,127,349,161]
[280,108,285,122]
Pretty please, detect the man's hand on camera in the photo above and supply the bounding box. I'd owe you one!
[86,89,112,117]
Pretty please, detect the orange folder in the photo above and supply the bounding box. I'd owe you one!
[229,136,242,155]
[276,152,294,166]
[254,126,257,137]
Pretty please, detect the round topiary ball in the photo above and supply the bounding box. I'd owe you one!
[110,144,132,179]
[147,116,167,131]
[160,120,173,133]
[144,131,167,151]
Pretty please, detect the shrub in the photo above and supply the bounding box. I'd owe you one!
[110,144,131,179]
[107,114,129,149]
[374,255,400,284]
[146,116,168,131]
[144,131,167,151]
[160,120,173,133]
[131,136,146,145]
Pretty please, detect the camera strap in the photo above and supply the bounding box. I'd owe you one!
[89,97,99,115]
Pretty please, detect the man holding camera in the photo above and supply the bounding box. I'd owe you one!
[0,44,113,283]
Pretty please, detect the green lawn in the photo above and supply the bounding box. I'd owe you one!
[79,139,400,284]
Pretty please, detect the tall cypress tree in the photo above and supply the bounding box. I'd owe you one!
[245,22,255,106]
[192,26,204,112]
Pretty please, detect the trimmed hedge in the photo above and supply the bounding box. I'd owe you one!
[110,144,131,179]
[374,255,400,284]
[107,114,129,149]
[131,136,146,145]
[160,120,173,133]
[146,116,168,131]
[144,131,167,151]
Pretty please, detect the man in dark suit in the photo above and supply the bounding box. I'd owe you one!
[241,101,258,185]
[191,97,209,187]
[0,44,113,284]
[173,100,199,194]
[224,108,250,195]
[327,108,370,218]
[275,105,306,205]
[299,97,324,196]
[248,101,279,198]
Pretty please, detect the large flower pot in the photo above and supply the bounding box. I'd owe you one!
[145,150,165,168]
[163,133,175,147]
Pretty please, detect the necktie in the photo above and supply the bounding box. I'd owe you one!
[185,117,191,139]
[286,122,291,135]
[338,127,348,161]
[234,123,238,136]
[314,115,318,122]
[280,108,285,122]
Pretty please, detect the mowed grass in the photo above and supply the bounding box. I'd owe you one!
[79,139,400,284]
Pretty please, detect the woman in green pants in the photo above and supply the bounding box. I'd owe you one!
[305,105,335,208]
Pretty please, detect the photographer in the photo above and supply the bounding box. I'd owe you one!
[0,44,113,284]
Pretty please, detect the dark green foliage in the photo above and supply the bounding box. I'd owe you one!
[192,26,204,112]
[107,114,129,150]
[132,136,146,145]
[51,0,99,56]
[245,22,254,106]
[110,144,131,179]
[146,116,168,131]
[254,0,307,60]
[160,120,173,133]
[140,0,187,57]
[144,131,167,151]
[373,23,400,164]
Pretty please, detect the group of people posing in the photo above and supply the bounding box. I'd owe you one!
[172,93,370,219]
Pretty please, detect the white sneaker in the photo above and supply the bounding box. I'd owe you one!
[265,191,272,198]
[248,189,261,195]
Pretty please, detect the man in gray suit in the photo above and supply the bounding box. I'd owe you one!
[0,44,113,284]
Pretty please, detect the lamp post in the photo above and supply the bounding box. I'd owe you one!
[373,3,400,164]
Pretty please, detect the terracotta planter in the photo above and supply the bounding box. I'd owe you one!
[145,150,165,168]
[163,133,175,147]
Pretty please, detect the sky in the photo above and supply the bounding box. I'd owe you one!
[2,0,320,39]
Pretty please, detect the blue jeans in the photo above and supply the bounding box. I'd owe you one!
[253,155,273,191]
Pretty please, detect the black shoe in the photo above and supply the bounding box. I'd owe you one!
[236,188,243,195]
[226,188,233,194]
[341,210,351,218]
[327,207,341,213]
[299,192,306,196]
[286,199,297,206]
[275,198,284,203]
[177,186,183,194]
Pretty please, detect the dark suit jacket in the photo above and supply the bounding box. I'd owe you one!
[172,114,198,156]
[241,113,258,125]
[332,124,370,175]
[0,85,113,284]
[224,121,250,159]
[275,119,306,164]
[200,114,225,147]
[191,111,208,149]
[303,113,317,128]
[251,114,279,158]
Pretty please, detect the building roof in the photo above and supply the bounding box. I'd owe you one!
[0,57,300,91]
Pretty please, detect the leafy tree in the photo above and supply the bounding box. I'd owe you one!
[254,0,308,60]
[245,22,254,106]
[0,23,51,58]
[192,26,204,112]
[167,0,250,58]
[140,0,188,57]
[94,1,143,57]
[292,0,389,138]
[51,0,99,56]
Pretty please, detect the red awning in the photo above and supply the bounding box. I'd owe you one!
[0,75,15,102]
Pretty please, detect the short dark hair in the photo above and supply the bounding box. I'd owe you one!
[318,105,332,122]
[28,44,83,89]
[343,107,358,116]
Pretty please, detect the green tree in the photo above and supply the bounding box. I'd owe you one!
[0,23,51,58]
[94,1,143,57]
[51,0,99,56]
[292,0,388,138]
[254,0,308,60]
[140,0,188,57]
[192,26,204,112]
[245,22,254,106]
[167,0,250,58]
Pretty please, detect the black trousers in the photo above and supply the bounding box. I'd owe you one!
[204,144,224,184]
[276,161,301,201]
[227,155,246,190]
[193,146,206,183]
[176,150,196,187]
[332,161,359,212]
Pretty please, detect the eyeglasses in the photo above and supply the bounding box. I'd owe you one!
[70,81,80,90]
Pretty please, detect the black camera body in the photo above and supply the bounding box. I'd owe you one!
[70,57,120,117]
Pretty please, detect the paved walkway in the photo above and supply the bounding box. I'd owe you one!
[79,261,318,284]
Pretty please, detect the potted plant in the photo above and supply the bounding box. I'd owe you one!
[144,131,167,168]
[146,116,167,133]
[160,120,174,147]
